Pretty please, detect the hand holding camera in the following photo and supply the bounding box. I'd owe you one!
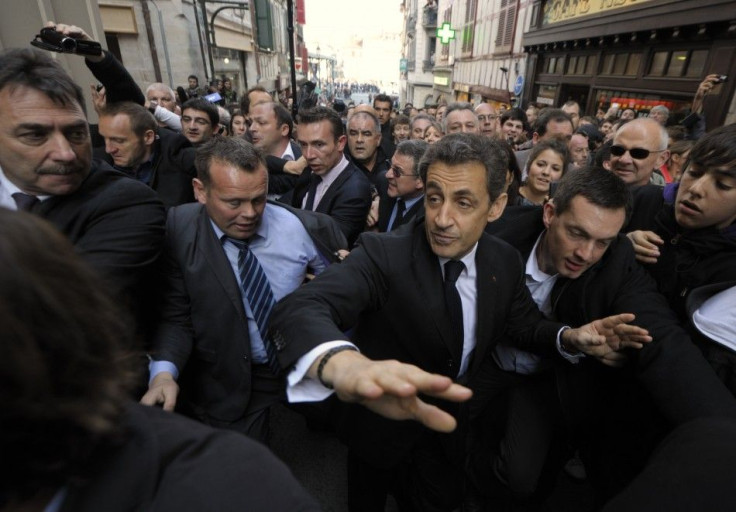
[31,22,103,61]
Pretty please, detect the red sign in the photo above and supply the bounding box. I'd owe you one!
[296,0,306,24]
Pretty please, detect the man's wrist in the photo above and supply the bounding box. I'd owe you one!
[317,346,359,389]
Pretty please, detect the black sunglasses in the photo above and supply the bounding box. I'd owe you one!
[610,145,664,159]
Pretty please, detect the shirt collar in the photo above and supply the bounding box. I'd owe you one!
[527,232,557,283]
[318,155,350,189]
[438,242,478,278]
[0,165,52,202]
[281,141,296,161]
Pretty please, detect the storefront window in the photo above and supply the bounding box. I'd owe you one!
[548,57,557,74]
[612,54,627,75]
[567,56,577,75]
[649,51,668,76]
[667,51,688,77]
[602,54,614,74]
[555,57,565,74]
[576,55,587,74]
[687,50,708,77]
[585,55,597,75]
[625,54,641,76]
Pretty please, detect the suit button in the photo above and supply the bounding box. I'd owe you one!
[243,355,249,362]
[447,359,454,369]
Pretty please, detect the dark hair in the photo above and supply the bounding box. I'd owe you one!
[240,86,270,115]
[392,114,411,131]
[373,94,392,106]
[687,123,736,178]
[298,106,344,140]
[252,101,294,138]
[551,165,632,222]
[419,133,508,202]
[0,48,86,115]
[99,102,157,138]
[534,108,573,137]
[497,139,522,204]
[395,139,429,175]
[0,210,138,501]
[182,98,219,126]
[592,139,613,170]
[526,139,571,175]
[229,109,246,133]
[195,136,266,186]
[188,74,199,82]
[500,107,528,128]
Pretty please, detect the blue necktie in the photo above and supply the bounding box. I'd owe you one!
[230,239,280,373]
[390,198,406,231]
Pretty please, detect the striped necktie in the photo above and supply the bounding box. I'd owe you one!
[229,238,280,373]
[12,192,39,212]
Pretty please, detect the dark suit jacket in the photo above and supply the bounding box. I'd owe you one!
[33,160,165,343]
[271,220,564,468]
[95,128,197,208]
[281,161,372,246]
[59,403,320,512]
[377,194,425,233]
[266,140,303,196]
[152,202,346,422]
[486,206,736,426]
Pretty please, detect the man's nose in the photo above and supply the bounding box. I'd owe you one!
[50,133,77,162]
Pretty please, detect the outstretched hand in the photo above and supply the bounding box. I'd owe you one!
[315,350,472,432]
[563,313,652,367]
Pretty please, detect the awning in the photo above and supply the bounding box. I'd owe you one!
[470,85,512,104]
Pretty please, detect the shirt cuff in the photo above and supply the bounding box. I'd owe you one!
[287,341,358,403]
[556,326,585,364]
[149,360,179,384]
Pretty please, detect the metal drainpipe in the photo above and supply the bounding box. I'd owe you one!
[193,0,210,82]
[150,0,174,88]
[140,0,163,82]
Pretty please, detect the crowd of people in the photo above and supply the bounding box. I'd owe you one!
[2,20,736,512]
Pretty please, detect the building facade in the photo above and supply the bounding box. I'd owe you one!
[400,0,438,107]
[521,0,736,126]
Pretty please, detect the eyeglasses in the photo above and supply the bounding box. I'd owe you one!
[477,115,498,122]
[610,145,665,159]
[388,165,419,178]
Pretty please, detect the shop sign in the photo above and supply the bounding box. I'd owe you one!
[542,0,654,26]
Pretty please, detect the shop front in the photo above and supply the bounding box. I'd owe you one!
[521,0,736,127]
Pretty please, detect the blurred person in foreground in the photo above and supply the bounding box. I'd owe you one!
[0,209,320,512]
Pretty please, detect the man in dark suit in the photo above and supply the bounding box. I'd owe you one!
[376,139,427,232]
[0,47,165,345]
[96,102,197,207]
[281,106,372,246]
[271,134,648,512]
[141,136,468,444]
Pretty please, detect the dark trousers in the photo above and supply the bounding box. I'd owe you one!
[194,365,285,445]
[347,430,463,512]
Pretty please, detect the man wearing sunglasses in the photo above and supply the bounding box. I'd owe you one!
[610,118,668,187]
[374,139,427,232]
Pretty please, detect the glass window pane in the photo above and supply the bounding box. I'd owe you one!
[585,55,597,75]
[567,56,578,74]
[548,57,557,74]
[667,50,688,77]
[687,50,708,77]
[613,54,627,75]
[625,53,641,76]
[649,51,668,76]
[602,54,614,74]
[555,57,565,74]
[576,55,587,74]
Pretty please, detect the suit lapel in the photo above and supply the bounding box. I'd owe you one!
[195,208,247,319]
[469,235,499,377]
[316,164,353,214]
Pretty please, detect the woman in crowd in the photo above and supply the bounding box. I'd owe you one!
[516,139,569,205]
[230,110,247,137]
[424,120,444,144]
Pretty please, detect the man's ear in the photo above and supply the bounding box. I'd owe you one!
[542,199,556,229]
[336,134,347,152]
[279,123,290,137]
[143,129,156,146]
[193,178,207,204]
[487,192,508,223]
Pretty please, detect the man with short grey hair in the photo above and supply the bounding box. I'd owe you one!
[146,82,182,131]
[648,105,669,126]
[443,102,480,134]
